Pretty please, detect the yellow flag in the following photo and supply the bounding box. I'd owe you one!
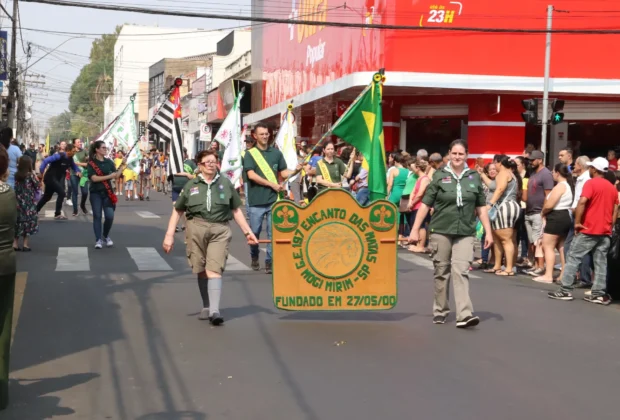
[45,133,50,155]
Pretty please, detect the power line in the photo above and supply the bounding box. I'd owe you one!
[19,0,620,34]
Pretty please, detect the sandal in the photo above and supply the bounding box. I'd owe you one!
[483,268,502,273]
[22,247,31,252]
[495,270,515,276]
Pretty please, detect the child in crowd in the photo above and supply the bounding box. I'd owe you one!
[12,156,39,251]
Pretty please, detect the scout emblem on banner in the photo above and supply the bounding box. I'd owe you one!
[214,90,244,187]
[271,189,398,311]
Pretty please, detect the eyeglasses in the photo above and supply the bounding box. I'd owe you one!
[199,161,218,166]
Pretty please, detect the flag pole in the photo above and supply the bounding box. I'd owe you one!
[282,68,384,184]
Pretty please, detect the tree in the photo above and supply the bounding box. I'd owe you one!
[67,27,120,139]
[47,111,73,145]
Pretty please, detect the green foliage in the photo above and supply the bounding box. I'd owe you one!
[47,111,73,145]
[47,26,121,140]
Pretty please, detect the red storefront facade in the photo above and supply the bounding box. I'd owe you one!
[246,0,620,160]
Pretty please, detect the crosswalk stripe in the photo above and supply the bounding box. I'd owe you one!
[226,255,252,271]
[56,247,90,271]
[45,210,65,218]
[127,247,172,271]
[135,211,161,218]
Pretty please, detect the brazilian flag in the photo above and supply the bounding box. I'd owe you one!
[331,73,387,201]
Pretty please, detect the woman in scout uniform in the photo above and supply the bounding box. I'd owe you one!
[316,141,353,191]
[86,141,126,249]
[163,150,258,326]
[409,139,493,329]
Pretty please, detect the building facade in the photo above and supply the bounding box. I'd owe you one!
[105,25,230,127]
[247,0,620,163]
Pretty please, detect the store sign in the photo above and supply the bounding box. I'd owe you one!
[138,121,146,137]
[207,89,225,122]
[271,190,397,311]
[200,123,212,142]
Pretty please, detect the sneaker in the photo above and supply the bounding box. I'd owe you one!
[54,214,67,220]
[95,240,103,249]
[146,196,150,201]
[432,315,446,324]
[583,294,611,306]
[105,237,114,247]
[66,199,73,206]
[547,290,574,301]
[528,268,545,276]
[251,258,260,271]
[456,315,480,328]
[209,312,224,326]
[265,261,273,274]
[72,212,78,217]
[81,207,91,215]
[198,308,210,320]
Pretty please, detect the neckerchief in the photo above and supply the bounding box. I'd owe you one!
[443,162,471,207]
[199,173,221,212]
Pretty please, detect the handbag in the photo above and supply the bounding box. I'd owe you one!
[488,178,516,222]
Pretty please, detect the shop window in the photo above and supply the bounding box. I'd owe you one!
[405,117,467,156]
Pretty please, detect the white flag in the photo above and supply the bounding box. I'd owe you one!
[214,91,243,187]
[275,108,298,182]
[101,100,141,174]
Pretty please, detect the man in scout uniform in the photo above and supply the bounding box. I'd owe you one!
[243,122,301,273]
[163,150,258,326]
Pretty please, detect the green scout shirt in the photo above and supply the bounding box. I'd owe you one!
[242,146,287,207]
[421,167,486,237]
[85,158,117,194]
[173,159,197,190]
[175,174,241,223]
[71,149,87,176]
[316,157,347,190]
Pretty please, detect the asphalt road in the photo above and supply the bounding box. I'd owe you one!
[4,190,620,420]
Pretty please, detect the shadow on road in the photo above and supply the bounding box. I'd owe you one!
[2,373,98,419]
[279,311,416,322]
[135,412,206,420]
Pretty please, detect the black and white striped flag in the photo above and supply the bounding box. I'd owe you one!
[148,86,184,175]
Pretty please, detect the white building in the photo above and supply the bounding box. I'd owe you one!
[105,25,231,126]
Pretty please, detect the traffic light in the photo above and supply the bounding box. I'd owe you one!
[551,99,565,125]
[521,99,538,124]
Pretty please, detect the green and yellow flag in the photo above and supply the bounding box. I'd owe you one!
[331,73,387,201]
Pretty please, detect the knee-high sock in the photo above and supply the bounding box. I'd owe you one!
[208,277,222,316]
[197,274,209,308]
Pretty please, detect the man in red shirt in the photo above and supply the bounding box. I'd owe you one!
[549,157,619,305]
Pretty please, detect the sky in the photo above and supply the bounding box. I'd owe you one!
[4,0,261,138]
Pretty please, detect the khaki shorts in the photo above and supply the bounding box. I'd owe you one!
[186,218,232,274]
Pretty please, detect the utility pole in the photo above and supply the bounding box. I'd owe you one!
[7,0,18,134]
[540,5,553,158]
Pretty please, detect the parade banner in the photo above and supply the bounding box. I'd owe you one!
[271,189,398,311]
[274,104,298,182]
[101,100,141,175]
[215,90,243,187]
